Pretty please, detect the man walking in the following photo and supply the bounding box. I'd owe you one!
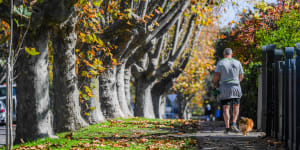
[212,48,244,133]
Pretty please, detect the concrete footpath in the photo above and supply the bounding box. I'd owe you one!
[175,121,286,150]
[0,125,15,147]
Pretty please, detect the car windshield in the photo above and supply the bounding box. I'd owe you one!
[0,87,16,97]
[0,88,5,97]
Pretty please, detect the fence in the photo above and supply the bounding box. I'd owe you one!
[261,43,300,150]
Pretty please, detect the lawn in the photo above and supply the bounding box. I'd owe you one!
[10,118,200,150]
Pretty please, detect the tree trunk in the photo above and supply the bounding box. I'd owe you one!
[124,67,133,114]
[79,77,105,124]
[52,14,88,132]
[151,75,176,119]
[15,27,55,142]
[177,94,189,119]
[116,64,133,117]
[134,78,155,118]
[152,92,166,119]
[99,67,125,119]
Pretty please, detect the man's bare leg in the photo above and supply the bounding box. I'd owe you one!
[231,104,240,132]
[232,104,240,124]
[223,105,230,128]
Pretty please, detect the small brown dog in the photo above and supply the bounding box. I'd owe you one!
[239,117,254,136]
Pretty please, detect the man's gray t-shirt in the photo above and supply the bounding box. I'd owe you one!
[215,58,244,100]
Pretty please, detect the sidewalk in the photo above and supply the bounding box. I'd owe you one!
[174,121,285,150]
[0,125,15,147]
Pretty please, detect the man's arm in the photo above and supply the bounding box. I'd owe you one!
[239,74,244,82]
[238,62,244,82]
[213,72,220,89]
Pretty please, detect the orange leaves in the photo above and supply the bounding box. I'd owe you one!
[220,34,227,39]
[99,9,105,15]
[82,59,92,67]
[144,15,152,20]
[0,20,10,44]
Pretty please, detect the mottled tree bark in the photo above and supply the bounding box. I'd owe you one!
[116,64,133,117]
[79,77,105,124]
[52,13,88,132]
[152,77,174,119]
[134,78,155,118]
[176,93,192,120]
[152,91,166,119]
[124,66,133,114]
[15,27,55,142]
[99,67,125,119]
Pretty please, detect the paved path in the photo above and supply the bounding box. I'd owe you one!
[0,125,15,147]
[0,122,286,149]
[0,126,6,146]
[175,121,285,150]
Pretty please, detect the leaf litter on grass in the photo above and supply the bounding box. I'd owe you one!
[12,118,201,150]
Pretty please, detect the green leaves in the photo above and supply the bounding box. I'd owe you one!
[92,0,103,7]
[25,47,40,56]
[14,5,32,19]
[0,0,3,4]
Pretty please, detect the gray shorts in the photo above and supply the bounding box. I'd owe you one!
[221,98,240,106]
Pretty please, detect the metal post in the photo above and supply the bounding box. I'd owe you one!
[261,46,268,132]
[295,43,300,150]
[266,44,276,136]
[272,62,276,137]
[284,47,295,150]
[278,61,284,140]
[273,49,283,138]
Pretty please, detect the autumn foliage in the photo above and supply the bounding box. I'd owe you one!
[221,0,300,65]
[173,23,218,107]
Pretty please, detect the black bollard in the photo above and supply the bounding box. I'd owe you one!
[272,49,283,138]
[261,46,268,132]
[295,43,300,150]
[278,61,285,140]
[284,47,295,150]
[266,44,276,136]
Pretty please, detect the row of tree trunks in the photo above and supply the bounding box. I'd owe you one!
[11,0,194,143]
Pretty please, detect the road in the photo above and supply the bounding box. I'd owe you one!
[0,125,15,147]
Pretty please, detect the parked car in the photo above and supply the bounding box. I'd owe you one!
[0,100,6,125]
[0,84,17,124]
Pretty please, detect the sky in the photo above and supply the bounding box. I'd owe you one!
[217,0,278,28]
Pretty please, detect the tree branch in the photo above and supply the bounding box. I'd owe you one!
[126,39,155,68]
[147,35,165,74]
[149,0,189,40]
[131,63,145,78]
[169,15,195,62]
[168,18,181,59]
[136,0,149,18]
[152,15,195,79]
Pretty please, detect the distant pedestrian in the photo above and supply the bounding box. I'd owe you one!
[212,48,244,134]
[205,101,212,121]
[215,106,221,120]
